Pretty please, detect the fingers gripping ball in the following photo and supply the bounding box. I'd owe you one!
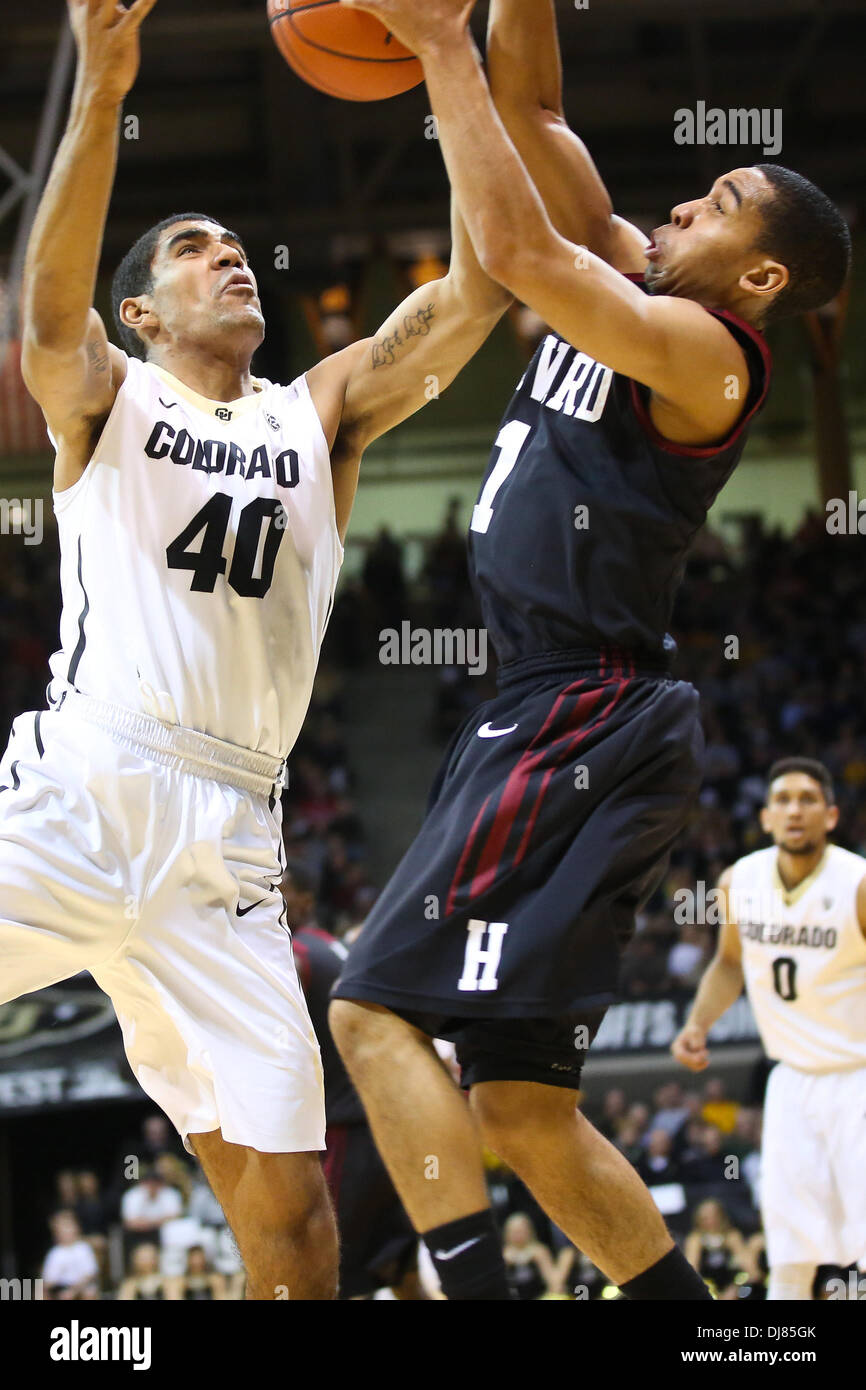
[267,0,424,101]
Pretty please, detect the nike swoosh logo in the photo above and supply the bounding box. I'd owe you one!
[237,881,281,918]
[158,397,179,409]
[478,722,518,739]
[236,898,267,917]
[434,1237,481,1261]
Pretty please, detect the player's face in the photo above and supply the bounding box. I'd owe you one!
[645,167,785,311]
[141,220,265,356]
[759,773,839,855]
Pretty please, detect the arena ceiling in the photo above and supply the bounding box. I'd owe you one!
[2,0,865,288]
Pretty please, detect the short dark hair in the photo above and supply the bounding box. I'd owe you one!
[753,165,851,325]
[110,213,221,360]
[766,757,835,806]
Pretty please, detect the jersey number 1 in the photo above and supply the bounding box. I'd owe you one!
[470,421,532,535]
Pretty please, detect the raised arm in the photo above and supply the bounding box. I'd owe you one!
[20,0,156,489]
[306,198,512,542]
[486,0,647,271]
[342,0,747,450]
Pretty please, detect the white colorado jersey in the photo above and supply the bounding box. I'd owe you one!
[729,845,866,1073]
[47,355,343,759]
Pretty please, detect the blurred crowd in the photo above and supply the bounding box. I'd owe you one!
[37,1078,764,1301]
[34,1080,780,1300]
[37,1114,246,1300]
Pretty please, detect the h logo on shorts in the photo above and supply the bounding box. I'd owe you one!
[458,919,509,991]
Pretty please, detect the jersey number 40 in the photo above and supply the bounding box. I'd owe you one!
[166,493,287,598]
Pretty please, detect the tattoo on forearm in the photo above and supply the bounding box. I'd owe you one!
[86,340,109,374]
[371,302,437,368]
[371,329,403,369]
[404,302,436,339]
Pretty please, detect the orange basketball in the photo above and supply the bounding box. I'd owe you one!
[267,0,424,102]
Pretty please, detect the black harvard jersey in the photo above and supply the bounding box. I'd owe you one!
[469,274,771,665]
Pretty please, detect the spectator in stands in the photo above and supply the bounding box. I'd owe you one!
[667,923,710,989]
[42,1211,100,1301]
[596,1087,627,1141]
[154,1152,193,1206]
[424,497,471,629]
[648,1082,691,1140]
[167,1245,228,1301]
[54,1170,79,1211]
[121,1167,184,1255]
[116,1112,187,1182]
[624,1100,650,1136]
[680,1124,729,1185]
[362,525,406,628]
[613,1116,646,1168]
[701,1077,740,1133]
[117,1243,172,1301]
[502,1213,557,1301]
[636,1129,682,1187]
[140,1113,183,1163]
[74,1170,109,1237]
[684,1199,751,1297]
[679,1117,709,1166]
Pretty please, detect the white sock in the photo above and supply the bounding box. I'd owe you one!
[767,1263,815,1300]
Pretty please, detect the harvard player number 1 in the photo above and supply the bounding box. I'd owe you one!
[470,421,532,535]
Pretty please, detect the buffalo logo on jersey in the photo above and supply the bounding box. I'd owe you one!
[516,335,614,421]
[143,421,300,488]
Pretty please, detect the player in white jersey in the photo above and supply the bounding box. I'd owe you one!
[2,0,511,1298]
[672,758,866,1300]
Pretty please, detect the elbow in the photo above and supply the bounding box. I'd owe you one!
[475,238,524,297]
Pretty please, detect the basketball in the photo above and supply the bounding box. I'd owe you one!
[267,0,424,102]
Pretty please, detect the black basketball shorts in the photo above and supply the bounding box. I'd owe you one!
[333,650,704,1090]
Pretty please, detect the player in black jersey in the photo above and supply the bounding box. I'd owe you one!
[332,0,852,1301]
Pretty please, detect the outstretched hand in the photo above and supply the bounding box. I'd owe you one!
[67,0,159,107]
[339,0,476,58]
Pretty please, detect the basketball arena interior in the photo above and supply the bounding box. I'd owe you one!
[0,0,864,1312]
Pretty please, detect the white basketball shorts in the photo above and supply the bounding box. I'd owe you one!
[761,1060,866,1269]
[0,695,325,1155]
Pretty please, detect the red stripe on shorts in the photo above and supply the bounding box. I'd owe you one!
[445,793,493,917]
[466,677,631,901]
[467,686,604,899]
